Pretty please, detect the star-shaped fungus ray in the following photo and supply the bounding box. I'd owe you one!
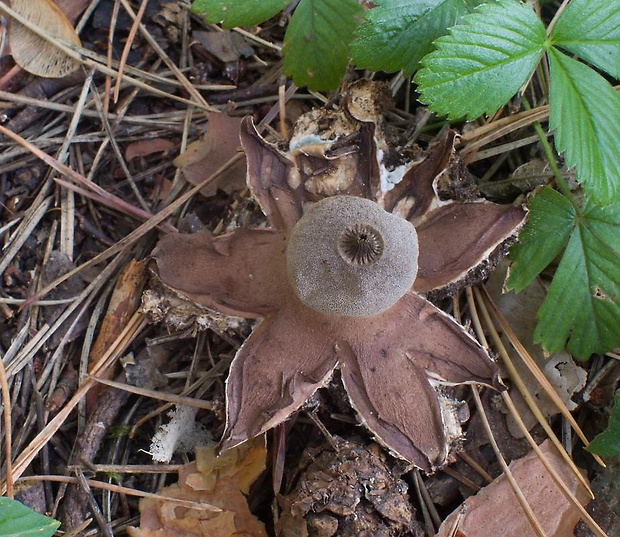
[338,290,499,471]
[414,202,527,294]
[151,82,526,471]
[222,299,340,451]
[153,228,288,318]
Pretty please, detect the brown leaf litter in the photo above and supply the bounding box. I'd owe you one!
[277,436,424,537]
[128,436,268,537]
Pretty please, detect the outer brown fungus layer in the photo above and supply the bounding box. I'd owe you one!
[286,196,419,317]
[152,95,526,472]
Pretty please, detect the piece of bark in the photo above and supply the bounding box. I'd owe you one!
[87,259,146,409]
[436,440,590,537]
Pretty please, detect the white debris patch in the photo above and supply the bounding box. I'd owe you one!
[149,405,210,463]
[377,149,407,193]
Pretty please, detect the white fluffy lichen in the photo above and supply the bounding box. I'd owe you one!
[149,405,210,463]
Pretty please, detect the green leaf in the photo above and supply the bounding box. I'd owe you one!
[0,497,61,537]
[550,0,620,79]
[507,187,575,293]
[588,390,620,457]
[283,0,364,91]
[414,0,545,120]
[509,188,620,359]
[548,48,620,204]
[351,0,483,76]
[191,0,289,28]
[537,198,620,358]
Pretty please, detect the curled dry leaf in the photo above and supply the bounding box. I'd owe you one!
[87,259,146,408]
[436,440,591,537]
[152,81,527,472]
[128,436,268,537]
[8,0,81,78]
[174,112,247,197]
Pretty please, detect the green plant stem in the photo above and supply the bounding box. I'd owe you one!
[523,99,581,213]
[546,0,571,37]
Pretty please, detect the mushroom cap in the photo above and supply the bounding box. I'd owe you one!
[286,195,419,317]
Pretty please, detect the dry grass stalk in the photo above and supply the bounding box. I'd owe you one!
[87,375,217,411]
[468,291,606,536]
[0,358,13,498]
[469,286,594,495]
[471,386,548,537]
[478,286,605,467]
[2,311,147,492]
[17,474,221,511]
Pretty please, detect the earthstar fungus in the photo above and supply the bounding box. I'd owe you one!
[153,87,526,471]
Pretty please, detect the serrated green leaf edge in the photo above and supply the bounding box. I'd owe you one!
[587,389,620,457]
[282,0,364,91]
[351,0,481,76]
[0,497,61,537]
[414,0,546,120]
[507,187,575,293]
[191,0,288,28]
[550,0,620,79]
[533,196,620,358]
[548,48,620,204]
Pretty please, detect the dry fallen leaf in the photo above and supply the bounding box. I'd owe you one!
[8,0,81,78]
[125,138,176,162]
[174,111,246,196]
[128,436,268,537]
[89,259,146,375]
[436,440,590,537]
[193,30,254,64]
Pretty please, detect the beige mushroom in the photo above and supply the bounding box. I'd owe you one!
[286,195,419,317]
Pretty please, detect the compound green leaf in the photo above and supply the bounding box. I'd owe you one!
[540,200,619,359]
[0,497,60,537]
[550,0,620,79]
[548,48,620,204]
[507,187,575,293]
[508,188,620,359]
[414,0,545,120]
[283,0,364,91]
[588,389,620,457]
[191,0,288,28]
[351,0,483,76]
